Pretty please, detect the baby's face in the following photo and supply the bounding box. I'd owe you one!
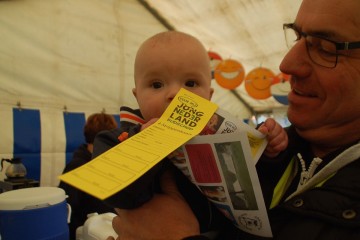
[133,38,213,122]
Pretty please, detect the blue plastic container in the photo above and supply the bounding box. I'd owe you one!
[0,187,70,240]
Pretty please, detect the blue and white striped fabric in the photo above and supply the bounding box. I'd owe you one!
[0,107,120,187]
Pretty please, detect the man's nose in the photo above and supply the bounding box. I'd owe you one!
[279,38,311,78]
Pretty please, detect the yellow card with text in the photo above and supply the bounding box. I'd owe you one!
[59,88,218,199]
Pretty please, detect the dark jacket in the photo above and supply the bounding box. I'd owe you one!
[59,144,115,240]
[253,126,360,240]
[95,109,360,240]
[182,125,360,240]
[92,107,231,235]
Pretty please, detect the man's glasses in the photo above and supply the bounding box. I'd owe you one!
[283,23,360,68]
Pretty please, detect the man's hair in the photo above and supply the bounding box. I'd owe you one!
[84,113,118,143]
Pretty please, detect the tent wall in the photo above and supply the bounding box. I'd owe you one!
[0,106,120,186]
[0,0,253,186]
[0,0,169,112]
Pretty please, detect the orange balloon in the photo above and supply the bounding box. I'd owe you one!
[214,59,245,90]
[244,67,274,99]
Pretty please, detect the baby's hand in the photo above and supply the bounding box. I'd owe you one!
[141,118,159,131]
[258,118,288,158]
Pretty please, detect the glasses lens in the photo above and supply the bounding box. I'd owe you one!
[284,26,298,49]
[306,36,337,68]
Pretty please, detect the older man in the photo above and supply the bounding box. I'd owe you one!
[108,0,360,239]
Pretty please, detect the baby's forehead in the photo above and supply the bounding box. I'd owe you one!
[140,67,209,79]
[147,31,197,43]
[135,33,210,78]
[141,32,205,53]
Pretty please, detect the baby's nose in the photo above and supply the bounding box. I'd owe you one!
[167,86,181,101]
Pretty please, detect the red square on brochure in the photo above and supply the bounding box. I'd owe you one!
[185,143,221,183]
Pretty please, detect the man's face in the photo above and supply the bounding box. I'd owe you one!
[133,38,213,122]
[280,0,360,141]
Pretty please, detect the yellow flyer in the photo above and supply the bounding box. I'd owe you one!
[59,88,218,200]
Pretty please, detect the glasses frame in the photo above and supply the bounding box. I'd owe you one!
[283,23,360,68]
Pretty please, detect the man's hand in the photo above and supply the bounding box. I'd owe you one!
[108,169,200,240]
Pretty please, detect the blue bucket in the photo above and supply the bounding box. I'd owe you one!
[0,187,70,240]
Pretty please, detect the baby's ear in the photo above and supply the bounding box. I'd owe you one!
[209,87,214,100]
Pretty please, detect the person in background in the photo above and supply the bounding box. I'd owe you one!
[92,31,288,239]
[59,113,118,240]
[108,0,360,239]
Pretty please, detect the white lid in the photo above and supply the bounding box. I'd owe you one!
[0,187,66,210]
[81,213,118,240]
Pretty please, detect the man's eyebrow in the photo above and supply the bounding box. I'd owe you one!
[300,25,344,40]
[293,23,337,38]
[310,30,337,39]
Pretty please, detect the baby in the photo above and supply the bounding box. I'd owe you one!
[93,31,287,234]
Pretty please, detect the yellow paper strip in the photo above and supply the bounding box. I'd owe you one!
[59,88,218,199]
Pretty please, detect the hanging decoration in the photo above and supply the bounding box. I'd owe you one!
[214,59,245,90]
[208,51,223,79]
[244,67,274,99]
[208,50,290,105]
[271,72,291,105]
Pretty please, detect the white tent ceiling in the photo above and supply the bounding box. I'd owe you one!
[142,0,303,114]
[0,0,302,121]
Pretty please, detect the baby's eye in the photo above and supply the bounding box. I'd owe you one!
[185,80,198,87]
[151,82,163,89]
